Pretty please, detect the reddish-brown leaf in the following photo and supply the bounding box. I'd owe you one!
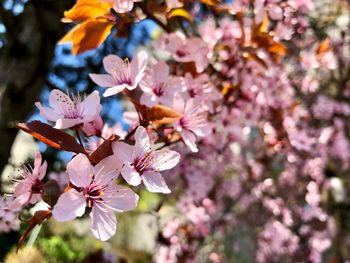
[17,210,52,252]
[89,134,120,165]
[17,121,86,154]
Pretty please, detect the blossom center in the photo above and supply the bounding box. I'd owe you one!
[176,49,188,58]
[57,94,84,120]
[111,60,132,85]
[84,182,105,207]
[153,83,166,96]
[31,178,43,194]
[132,155,152,175]
[179,116,191,130]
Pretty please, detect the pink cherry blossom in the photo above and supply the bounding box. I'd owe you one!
[101,0,142,13]
[89,50,148,97]
[0,197,20,232]
[52,154,139,241]
[87,123,127,153]
[8,152,47,209]
[140,61,184,107]
[159,33,209,73]
[114,126,180,193]
[173,97,211,152]
[82,115,104,137]
[35,89,101,129]
[166,0,183,9]
[182,73,221,112]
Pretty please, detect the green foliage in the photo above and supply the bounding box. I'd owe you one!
[38,236,84,263]
[137,189,161,212]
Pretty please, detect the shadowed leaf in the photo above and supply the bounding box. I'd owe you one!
[42,180,60,207]
[17,121,86,154]
[89,134,120,165]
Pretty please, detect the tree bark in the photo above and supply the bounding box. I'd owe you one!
[0,0,72,192]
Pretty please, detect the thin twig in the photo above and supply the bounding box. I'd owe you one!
[136,2,170,33]
[125,125,139,141]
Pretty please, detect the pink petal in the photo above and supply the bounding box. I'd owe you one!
[67,154,93,188]
[113,0,134,13]
[121,163,142,186]
[268,4,283,20]
[29,193,42,204]
[181,129,198,152]
[89,73,117,87]
[184,98,196,114]
[38,161,48,180]
[254,0,265,24]
[172,94,185,113]
[112,141,134,163]
[166,33,186,53]
[130,50,148,86]
[52,189,86,221]
[159,94,174,107]
[35,102,61,122]
[94,155,122,178]
[54,118,82,129]
[7,192,31,210]
[134,126,151,157]
[103,85,129,97]
[90,204,116,241]
[103,185,139,212]
[81,91,101,122]
[140,93,158,107]
[142,171,171,194]
[93,159,119,188]
[191,123,212,137]
[149,149,180,171]
[49,89,73,111]
[103,55,125,75]
[14,180,31,197]
[152,61,169,84]
[33,152,42,177]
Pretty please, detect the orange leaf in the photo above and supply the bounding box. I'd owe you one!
[62,0,113,22]
[258,14,269,33]
[148,104,182,124]
[268,42,287,57]
[199,0,221,6]
[316,38,331,55]
[130,100,182,125]
[17,121,86,154]
[61,20,114,55]
[167,8,193,22]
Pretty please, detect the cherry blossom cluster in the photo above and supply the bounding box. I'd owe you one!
[6,85,183,240]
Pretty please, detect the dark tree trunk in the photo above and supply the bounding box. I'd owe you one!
[0,0,72,192]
